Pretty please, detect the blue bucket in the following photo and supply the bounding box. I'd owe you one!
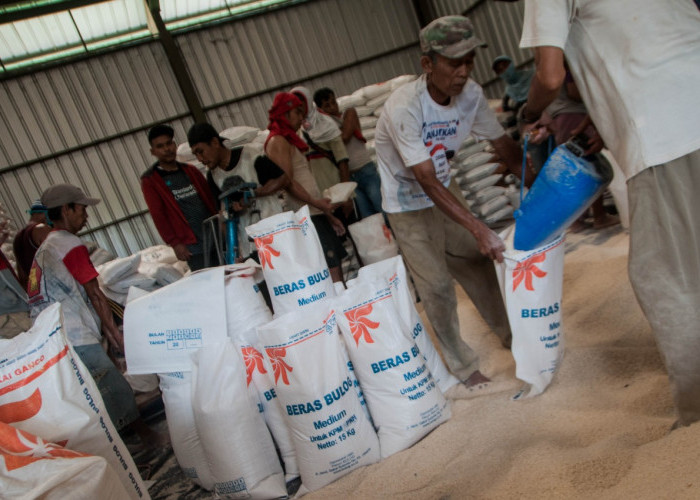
[513,143,613,251]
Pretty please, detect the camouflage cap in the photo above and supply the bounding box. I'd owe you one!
[419,16,487,58]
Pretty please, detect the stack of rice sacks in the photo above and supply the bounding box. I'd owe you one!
[335,74,418,164]
[488,98,518,139]
[451,136,522,228]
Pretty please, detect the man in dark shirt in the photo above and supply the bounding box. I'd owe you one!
[13,200,51,289]
[141,124,218,271]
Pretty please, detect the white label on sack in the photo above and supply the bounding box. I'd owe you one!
[495,225,565,397]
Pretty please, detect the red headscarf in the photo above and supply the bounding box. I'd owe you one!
[266,92,309,152]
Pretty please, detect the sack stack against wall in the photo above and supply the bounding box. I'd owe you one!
[451,136,523,228]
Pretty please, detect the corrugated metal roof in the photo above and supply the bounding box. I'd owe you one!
[0,0,300,73]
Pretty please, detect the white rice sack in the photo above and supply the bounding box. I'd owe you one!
[355,105,374,117]
[474,186,507,205]
[158,371,215,490]
[457,151,497,173]
[256,303,380,493]
[348,213,399,266]
[366,92,390,110]
[357,82,392,101]
[177,142,196,163]
[138,245,179,265]
[334,281,451,458]
[363,128,376,141]
[192,341,286,499]
[0,304,148,500]
[389,74,418,91]
[124,267,229,374]
[99,285,127,306]
[455,141,489,162]
[484,205,515,226]
[97,254,141,285]
[0,424,131,500]
[220,126,260,147]
[245,205,335,315]
[356,255,459,394]
[152,264,184,286]
[337,94,366,112]
[360,115,379,130]
[458,135,477,151]
[467,174,503,193]
[105,273,157,295]
[223,267,299,482]
[464,162,501,184]
[372,104,385,117]
[90,247,116,267]
[323,181,358,204]
[494,225,565,397]
[476,194,510,218]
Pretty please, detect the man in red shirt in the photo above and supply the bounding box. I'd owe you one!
[141,124,218,270]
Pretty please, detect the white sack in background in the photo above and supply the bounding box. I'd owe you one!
[0,304,148,500]
[96,254,141,285]
[245,206,335,316]
[334,281,451,458]
[256,302,380,494]
[191,341,286,499]
[495,225,566,398]
[356,255,459,393]
[348,213,398,266]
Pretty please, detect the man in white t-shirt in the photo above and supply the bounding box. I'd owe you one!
[375,16,530,387]
[515,0,700,428]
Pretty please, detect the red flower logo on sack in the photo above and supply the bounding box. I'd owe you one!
[242,346,266,386]
[266,347,293,385]
[254,235,280,269]
[345,303,379,346]
[0,422,88,471]
[512,253,547,291]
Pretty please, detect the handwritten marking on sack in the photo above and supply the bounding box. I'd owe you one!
[254,235,280,269]
[0,423,88,471]
[0,388,42,423]
[512,253,547,291]
[242,346,267,386]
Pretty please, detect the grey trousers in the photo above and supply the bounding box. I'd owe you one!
[387,180,512,381]
[628,148,700,427]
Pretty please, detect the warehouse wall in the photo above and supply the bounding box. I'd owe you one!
[0,0,526,257]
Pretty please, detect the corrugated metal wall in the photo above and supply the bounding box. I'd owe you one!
[0,0,422,257]
[0,0,528,258]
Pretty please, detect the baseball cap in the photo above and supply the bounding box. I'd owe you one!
[419,16,487,59]
[41,184,100,209]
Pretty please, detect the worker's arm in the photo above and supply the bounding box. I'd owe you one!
[490,134,535,186]
[83,278,124,353]
[340,108,361,143]
[520,46,566,127]
[412,160,504,262]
